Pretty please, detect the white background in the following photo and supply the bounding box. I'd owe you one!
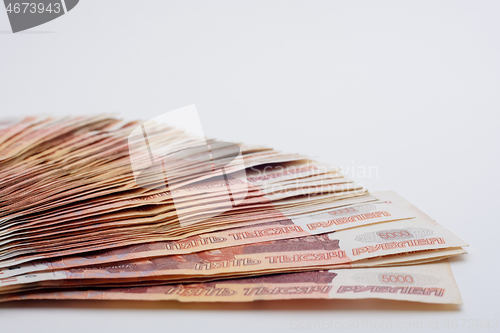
[0,1,499,332]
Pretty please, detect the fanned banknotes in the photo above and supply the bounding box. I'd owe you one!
[0,115,467,304]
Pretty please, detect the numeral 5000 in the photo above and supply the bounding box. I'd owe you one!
[377,230,411,239]
[381,274,414,283]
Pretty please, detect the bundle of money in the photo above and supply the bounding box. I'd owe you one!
[0,114,467,305]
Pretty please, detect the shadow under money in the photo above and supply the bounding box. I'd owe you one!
[0,298,461,312]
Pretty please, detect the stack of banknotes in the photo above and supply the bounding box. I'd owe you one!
[0,114,467,304]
